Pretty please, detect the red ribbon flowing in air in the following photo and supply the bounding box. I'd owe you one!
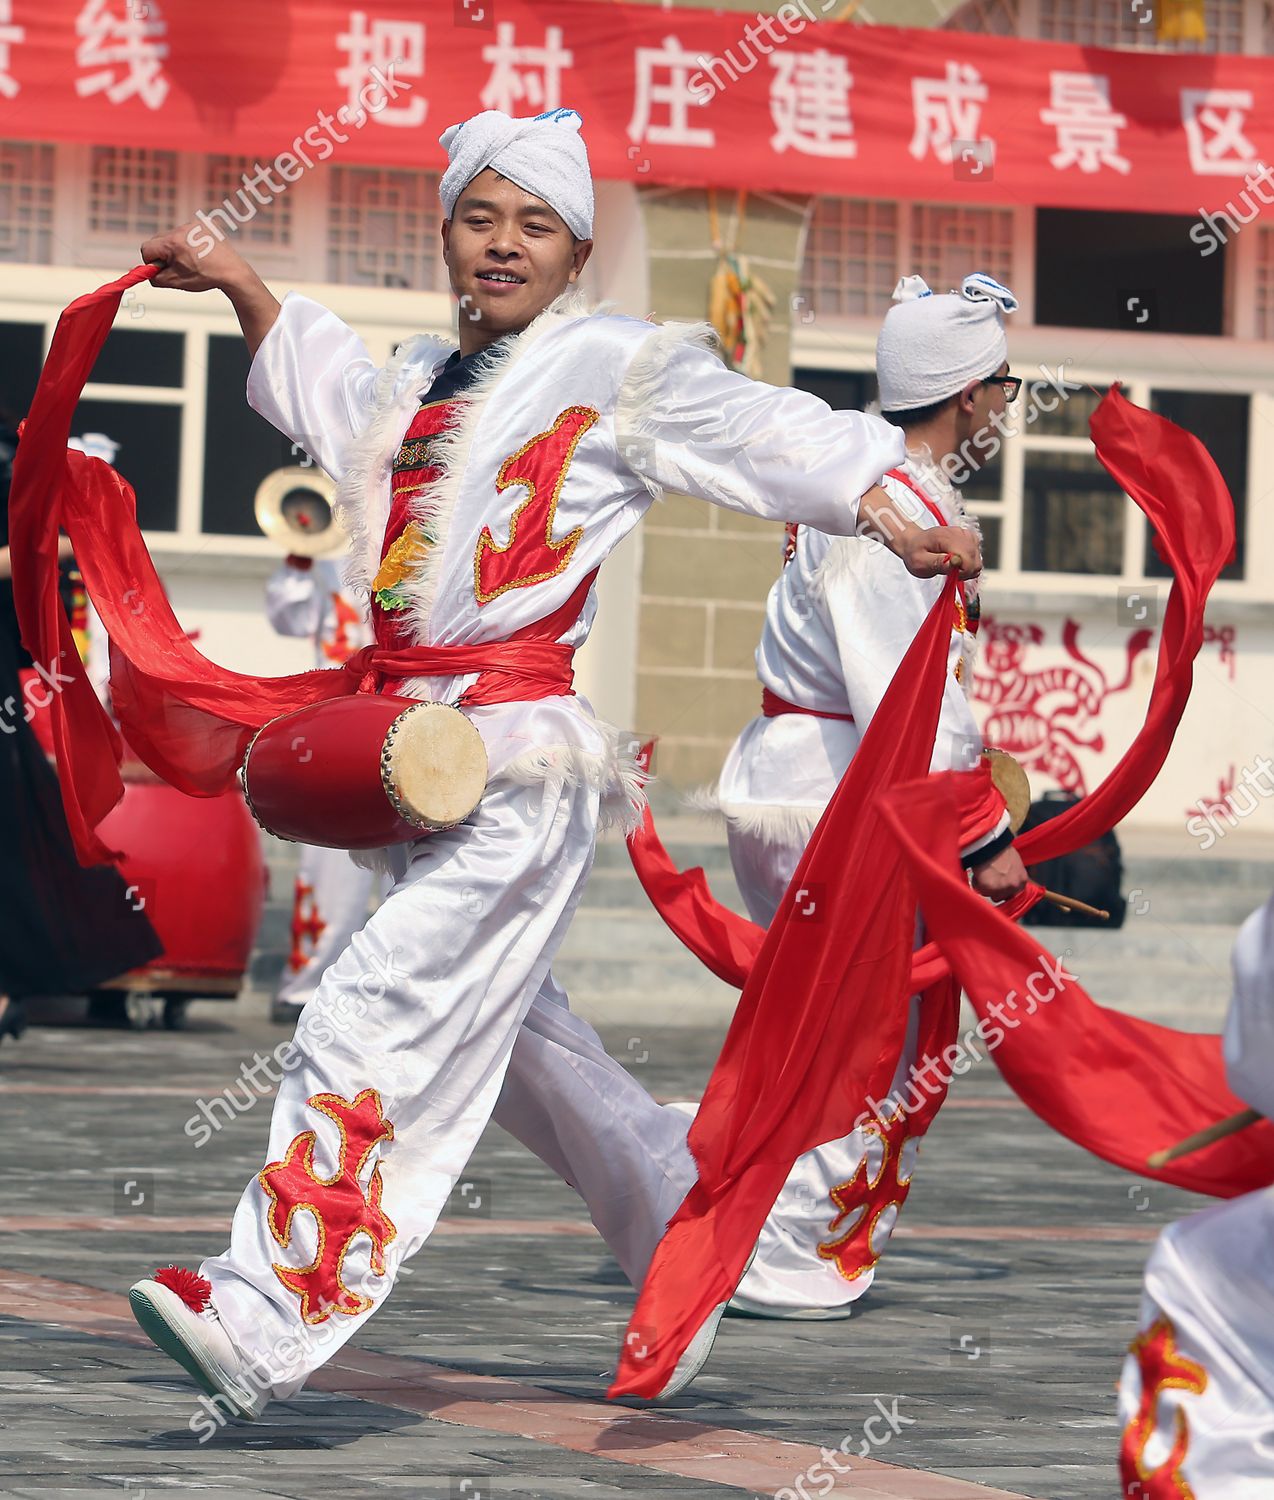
[610,573,958,1398]
[626,771,1030,991]
[880,771,1274,1201]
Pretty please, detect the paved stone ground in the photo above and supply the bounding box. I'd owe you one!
[0,1007,1207,1500]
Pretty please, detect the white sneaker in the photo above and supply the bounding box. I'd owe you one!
[129,1267,270,1421]
[650,1245,758,1402]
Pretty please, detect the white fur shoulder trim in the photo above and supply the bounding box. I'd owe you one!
[688,781,823,847]
[614,317,724,499]
[335,333,453,602]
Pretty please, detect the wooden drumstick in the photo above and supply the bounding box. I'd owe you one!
[1147,1107,1263,1169]
[1041,889,1110,921]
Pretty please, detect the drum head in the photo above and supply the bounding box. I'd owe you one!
[983,747,1032,833]
[383,702,489,831]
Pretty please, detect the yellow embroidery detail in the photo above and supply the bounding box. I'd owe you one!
[374,521,437,611]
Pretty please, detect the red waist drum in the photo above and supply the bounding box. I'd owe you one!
[241,695,489,849]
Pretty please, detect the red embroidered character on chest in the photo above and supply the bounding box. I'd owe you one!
[474,405,597,604]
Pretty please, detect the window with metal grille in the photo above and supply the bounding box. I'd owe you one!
[798,198,898,319]
[326,165,445,290]
[0,141,55,265]
[909,203,1015,298]
[798,199,1015,320]
[202,155,293,248]
[88,146,179,239]
[1036,0,1242,52]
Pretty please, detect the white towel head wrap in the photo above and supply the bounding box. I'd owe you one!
[438,107,594,240]
[876,272,1019,413]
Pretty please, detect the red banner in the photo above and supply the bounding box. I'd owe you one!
[0,1,1271,219]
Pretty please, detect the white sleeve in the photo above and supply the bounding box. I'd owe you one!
[264,560,324,639]
[246,292,380,482]
[617,339,905,536]
[821,528,1007,861]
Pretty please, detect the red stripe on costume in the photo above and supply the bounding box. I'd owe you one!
[760,688,854,723]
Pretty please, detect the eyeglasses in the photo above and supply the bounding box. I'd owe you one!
[983,373,1022,400]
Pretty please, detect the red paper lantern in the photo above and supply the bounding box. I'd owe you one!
[160,1,295,125]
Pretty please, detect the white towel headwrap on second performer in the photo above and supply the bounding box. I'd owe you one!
[438,107,594,240]
[876,272,1018,412]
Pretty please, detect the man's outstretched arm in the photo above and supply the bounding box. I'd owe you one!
[617,338,981,582]
[139,222,281,357]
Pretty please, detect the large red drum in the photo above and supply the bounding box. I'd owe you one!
[96,762,267,995]
[241,695,488,850]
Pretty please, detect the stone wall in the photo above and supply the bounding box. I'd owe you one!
[634,185,808,787]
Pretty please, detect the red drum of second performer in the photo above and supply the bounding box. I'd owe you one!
[96,762,267,991]
[241,694,489,850]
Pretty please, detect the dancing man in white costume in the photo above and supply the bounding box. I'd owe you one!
[1117,896,1274,1496]
[125,107,981,1416]
[714,275,1030,1319]
[264,552,381,1023]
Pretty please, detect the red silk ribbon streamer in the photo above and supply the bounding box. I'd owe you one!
[626,759,1024,992]
[609,574,958,1399]
[880,772,1274,1200]
[1014,384,1234,865]
[10,268,582,863]
[10,264,162,862]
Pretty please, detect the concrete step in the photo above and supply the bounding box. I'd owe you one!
[579,861,747,914]
[242,816,1274,1026]
[1119,862,1270,927]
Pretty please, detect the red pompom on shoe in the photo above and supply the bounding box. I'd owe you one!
[153,1265,212,1312]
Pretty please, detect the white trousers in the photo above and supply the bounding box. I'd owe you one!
[202,778,693,1399]
[726,819,923,1316]
[1118,1187,1274,1496]
[495,972,696,1289]
[274,844,380,1010]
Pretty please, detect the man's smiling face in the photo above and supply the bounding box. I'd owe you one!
[441,168,593,342]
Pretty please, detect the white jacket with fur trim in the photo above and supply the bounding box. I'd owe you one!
[712,454,1008,860]
[246,287,905,833]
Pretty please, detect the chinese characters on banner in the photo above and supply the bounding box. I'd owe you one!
[0,0,1270,214]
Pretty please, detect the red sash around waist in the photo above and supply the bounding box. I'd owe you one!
[761,687,854,723]
[343,565,594,706]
